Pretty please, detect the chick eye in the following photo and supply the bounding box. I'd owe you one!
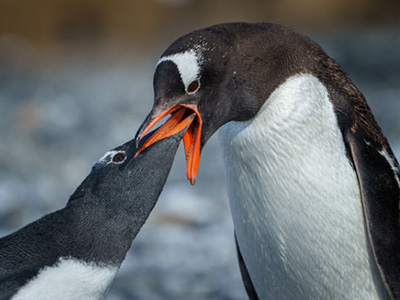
[187,79,200,94]
[112,152,126,163]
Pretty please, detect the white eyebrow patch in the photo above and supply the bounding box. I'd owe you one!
[156,49,202,92]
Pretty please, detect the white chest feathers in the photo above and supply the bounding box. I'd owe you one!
[12,258,118,300]
[219,74,388,299]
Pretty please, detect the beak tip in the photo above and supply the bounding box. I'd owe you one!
[137,104,201,187]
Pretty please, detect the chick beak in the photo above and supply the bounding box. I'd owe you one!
[135,104,202,185]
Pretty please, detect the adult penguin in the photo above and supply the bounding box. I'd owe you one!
[135,23,400,299]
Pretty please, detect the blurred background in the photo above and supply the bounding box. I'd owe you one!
[0,1,399,299]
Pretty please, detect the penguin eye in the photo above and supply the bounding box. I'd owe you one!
[187,79,200,94]
[112,152,126,163]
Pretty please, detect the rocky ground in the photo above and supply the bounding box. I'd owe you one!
[0,27,399,299]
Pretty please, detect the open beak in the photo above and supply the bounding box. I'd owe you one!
[135,104,202,185]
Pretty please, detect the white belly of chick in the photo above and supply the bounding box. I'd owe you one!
[218,74,388,300]
[12,257,118,300]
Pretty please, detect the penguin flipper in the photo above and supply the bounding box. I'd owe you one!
[346,128,400,300]
[235,233,259,300]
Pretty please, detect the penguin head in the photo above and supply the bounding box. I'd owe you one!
[135,22,318,184]
[68,130,185,208]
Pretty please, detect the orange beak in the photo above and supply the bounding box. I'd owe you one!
[135,104,202,185]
